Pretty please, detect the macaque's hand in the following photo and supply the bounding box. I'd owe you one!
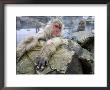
[35,56,48,71]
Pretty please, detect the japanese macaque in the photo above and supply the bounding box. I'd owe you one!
[17,18,67,70]
[77,20,86,31]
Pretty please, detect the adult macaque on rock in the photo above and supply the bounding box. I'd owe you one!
[17,18,64,68]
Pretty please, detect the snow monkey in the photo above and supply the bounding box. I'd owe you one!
[17,18,69,70]
[77,20,86,31]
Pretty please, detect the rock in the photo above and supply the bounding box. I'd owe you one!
[79,48,94,61]
[65,54,83,74]
[71,31,94,45]
[79,59,93,74]
[16,56,36,74]
[50,46,75,73]
[67,39,94,61]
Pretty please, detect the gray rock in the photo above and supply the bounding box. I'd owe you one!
[71,31,94,45]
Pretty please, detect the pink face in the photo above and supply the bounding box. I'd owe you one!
[52,23,62,37]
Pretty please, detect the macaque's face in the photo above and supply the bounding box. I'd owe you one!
[79,21,85,26]
[52,22,62,37]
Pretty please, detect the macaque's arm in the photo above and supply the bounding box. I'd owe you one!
[16,26,51,61]
[39,37,69,61]
[16,36,38,62]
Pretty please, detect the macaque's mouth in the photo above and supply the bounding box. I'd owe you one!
[52,30,61,37]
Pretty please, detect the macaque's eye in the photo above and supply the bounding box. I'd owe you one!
[54,25,58,28]
[59,26,61,29]
[54,25,61,29]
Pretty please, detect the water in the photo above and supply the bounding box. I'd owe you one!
[16,28,37,45]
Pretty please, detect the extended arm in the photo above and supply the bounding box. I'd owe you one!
[16,26,50,62]
[36,37,69,70]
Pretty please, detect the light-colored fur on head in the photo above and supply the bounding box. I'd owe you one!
[51,17,64,30]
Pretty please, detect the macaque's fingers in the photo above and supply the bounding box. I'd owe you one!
[36,57,47,71]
